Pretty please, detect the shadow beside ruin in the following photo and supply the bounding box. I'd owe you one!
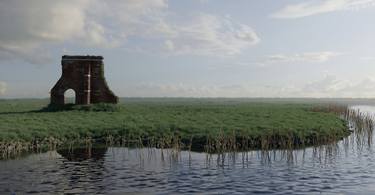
[0,103,121,115]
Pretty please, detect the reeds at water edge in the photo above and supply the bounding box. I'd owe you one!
[1,104,375,162]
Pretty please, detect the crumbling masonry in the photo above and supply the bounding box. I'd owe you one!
[51,55,118,105]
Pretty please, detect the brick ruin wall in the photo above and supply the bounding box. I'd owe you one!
[51,55,118,105]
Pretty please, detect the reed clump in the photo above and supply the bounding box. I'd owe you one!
[0,136,63,159]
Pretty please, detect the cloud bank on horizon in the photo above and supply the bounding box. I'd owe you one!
[272,0,375,18]
[0,81,6,95]
[0,0,374,98]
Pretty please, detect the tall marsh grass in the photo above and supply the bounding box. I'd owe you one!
[0,100,371,159]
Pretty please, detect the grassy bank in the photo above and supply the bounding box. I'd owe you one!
[0,98,350,156]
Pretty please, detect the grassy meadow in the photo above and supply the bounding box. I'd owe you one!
[0,98,351,154]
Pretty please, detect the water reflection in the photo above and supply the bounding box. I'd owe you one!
[57,147,108,194]
[57,147,107,162]
[3,145,375,194]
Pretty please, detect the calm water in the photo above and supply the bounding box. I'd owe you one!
[1,106,375,194]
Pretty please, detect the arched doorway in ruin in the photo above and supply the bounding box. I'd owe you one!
[64,89,76,104]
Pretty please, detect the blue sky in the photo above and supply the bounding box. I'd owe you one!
[1,0,375,98]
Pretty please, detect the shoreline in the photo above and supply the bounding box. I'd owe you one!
[0,99,361,159]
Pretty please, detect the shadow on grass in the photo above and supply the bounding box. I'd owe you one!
[0,103,122,115]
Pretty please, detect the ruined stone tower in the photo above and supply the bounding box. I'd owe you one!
[50,55,118,105]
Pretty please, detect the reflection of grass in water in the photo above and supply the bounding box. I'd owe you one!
[345,108,374,151]
[0,99,362,159]
[47,105,375,166]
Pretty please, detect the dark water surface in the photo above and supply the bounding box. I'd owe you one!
[1,106,375,194]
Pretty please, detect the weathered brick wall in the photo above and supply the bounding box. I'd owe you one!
[51,55,118,105]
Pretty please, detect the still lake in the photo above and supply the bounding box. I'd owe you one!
[1,105,375,194]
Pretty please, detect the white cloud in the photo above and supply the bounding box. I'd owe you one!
[0,0,91,64]
[159,14,260,56]
[83,21,120,48]
[164,40,175,51]
[117,75,375,98]
[0,0,259,64]
[0,44,53,65]
[117,82,303,98]
[272,0,375,19]
[103,12,260,56]
[284,75,375,98]
[0,81,7,95]
[360,57,375,61]
[120,83,261,97]
[258,51,340,66]
[297,75,347,97]
[88,0,169,44]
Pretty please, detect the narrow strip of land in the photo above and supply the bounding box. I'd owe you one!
[0,98,350,153]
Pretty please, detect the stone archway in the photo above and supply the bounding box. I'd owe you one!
[50,55,118,105]
[64,89,76,104]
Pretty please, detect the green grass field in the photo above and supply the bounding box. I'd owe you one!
[0,98,350,152]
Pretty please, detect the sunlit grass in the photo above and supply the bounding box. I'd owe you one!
[0,98,351,157]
